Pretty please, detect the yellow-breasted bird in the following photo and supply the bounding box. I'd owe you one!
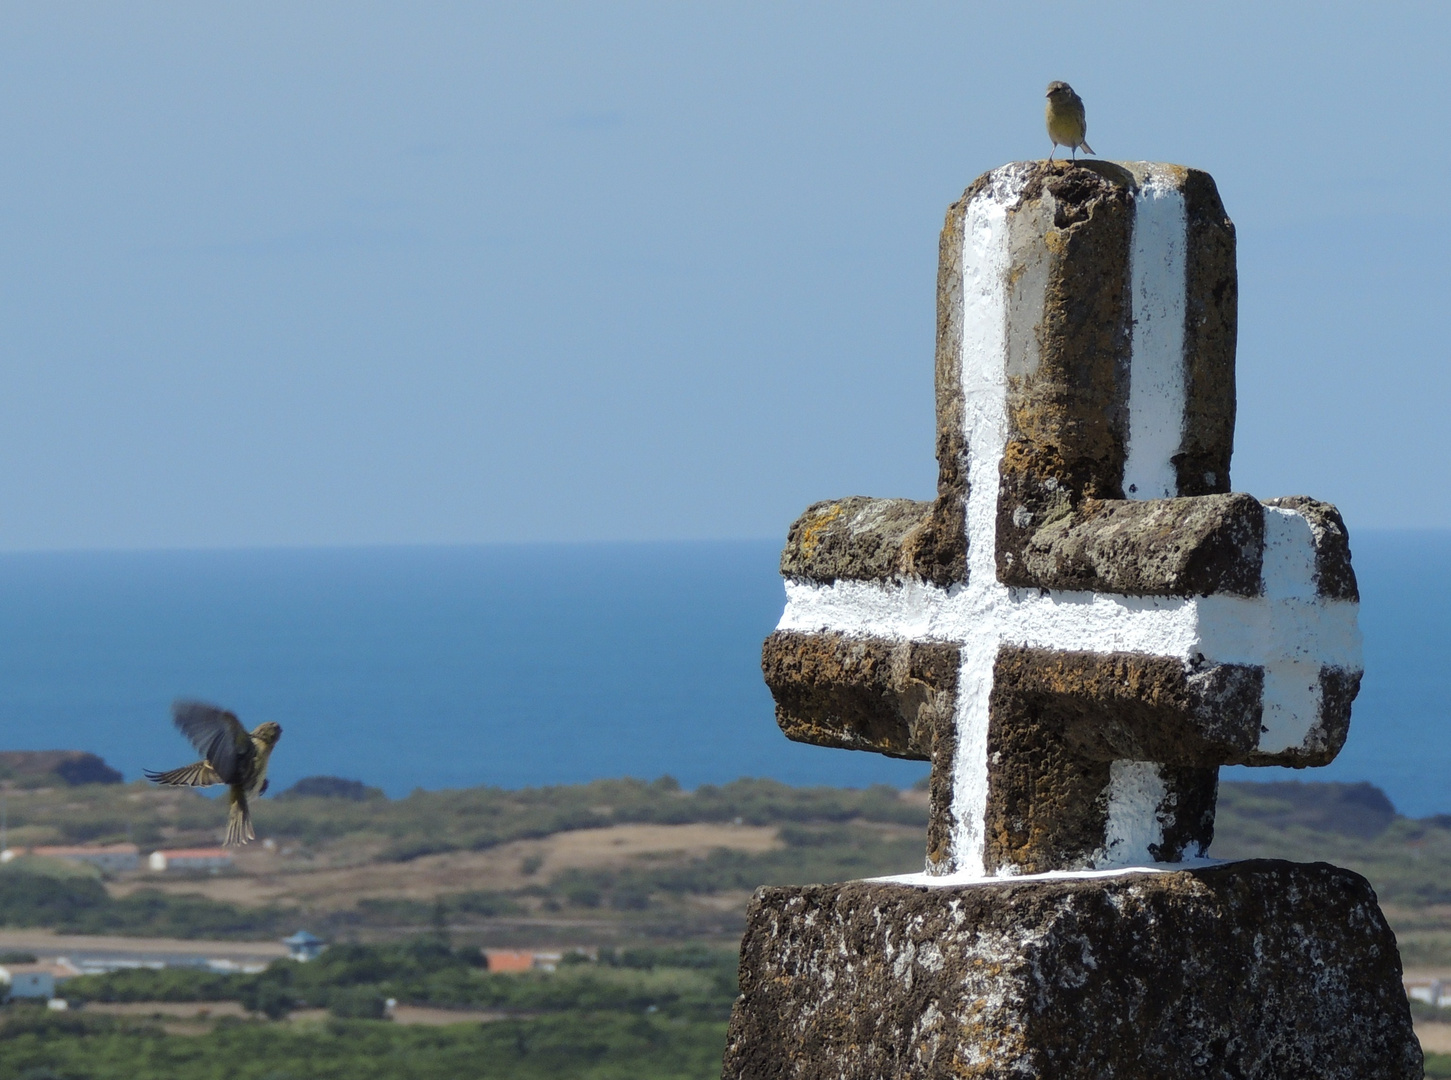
[145,700,283,846]
[1045,81,1095,161]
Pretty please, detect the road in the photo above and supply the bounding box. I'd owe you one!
[0,928,286,967]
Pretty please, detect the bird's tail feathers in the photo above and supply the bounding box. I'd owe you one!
[225,792,254,847]
[1081,140,1096,156]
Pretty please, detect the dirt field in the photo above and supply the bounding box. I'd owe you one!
[276,1006,510,1026]
[1419,1023,1451,1054]
[0,928,285,961]
[83,1001,249,1019]
[107,822,782,911]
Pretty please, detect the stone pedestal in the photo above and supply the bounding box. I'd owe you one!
[723,860,1420,1080]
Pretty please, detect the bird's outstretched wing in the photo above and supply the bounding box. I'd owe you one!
[144,760,223,787]
[170,700,255,786]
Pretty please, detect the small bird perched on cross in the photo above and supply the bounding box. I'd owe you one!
[1045,81,1095,161]
[145,700,283,846]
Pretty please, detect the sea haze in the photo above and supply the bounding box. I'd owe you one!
[0,533,1444,815]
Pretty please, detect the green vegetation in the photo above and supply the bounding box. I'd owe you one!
[4,774,1451,946]
[0,863,290,939]
[0,1008,726,1080]
[273,776,924,861]
[4,773,1451,1077]
[26,942,738,1080]
[1211,781,1451,967]
[0,775,928,940]
[0,773,921,853]
[542,825,919,913]
[64,939,740,1021]
[277,775,386,801]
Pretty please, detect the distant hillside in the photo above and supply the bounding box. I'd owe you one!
[0,749,123,786]
[279,775,386,801]
[1218,779,1397,839]
[3,764,1450,962]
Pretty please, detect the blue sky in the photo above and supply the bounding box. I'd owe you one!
[0,3,1445,550]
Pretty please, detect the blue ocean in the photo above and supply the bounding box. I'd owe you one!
[0,534,1445,816]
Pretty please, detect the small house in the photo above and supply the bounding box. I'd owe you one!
[0,964,63,1000]
[483,949,535,973]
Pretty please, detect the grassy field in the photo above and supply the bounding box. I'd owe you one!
[5,772,1451,947]
[3,769,1449,1076]
[0,1008,729,1080]
[0,775,928,944]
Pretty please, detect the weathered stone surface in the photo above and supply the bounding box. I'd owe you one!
[723,861,1421,1080]
[931,184,972,587]
[739,161,1388,1080]
[1312,665,1362,756]
[1178,166,1238,497]
[779,495,967,588]
[981,163,1241,584]
[764,627,1354,875]
[992,647,1263,764]
[761,630,956,761]
[764,161,1363,878]
[779,497,936,585]
[1005,492,1263,596]
[1235,663,1359,769]
[994,166,1135,582]
[1263,495,1359,601]
[781,163,1248,598]
[976,646,1268,873]
[762,630,962,868]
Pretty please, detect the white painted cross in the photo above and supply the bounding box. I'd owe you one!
[763,161,1361,877]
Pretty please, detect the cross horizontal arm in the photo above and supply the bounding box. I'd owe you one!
[761,629,955,761]
[1004,493,1263,597]
[762,631,1271,767]
[782,492,1354,601]
[778,497,959,587]
[992,646,1262,765]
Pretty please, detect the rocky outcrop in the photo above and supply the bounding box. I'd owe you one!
[0,750,123,786]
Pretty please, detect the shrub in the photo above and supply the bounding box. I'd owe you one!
[279,776,384,801]
[329,986,390,1020]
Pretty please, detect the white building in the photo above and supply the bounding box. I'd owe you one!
[1407,978,1449,1008]
[148,848,233,872]
[283,931,324,962]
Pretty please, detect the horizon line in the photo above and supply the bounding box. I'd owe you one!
[0,525,1445,559]
[0,536,790,558]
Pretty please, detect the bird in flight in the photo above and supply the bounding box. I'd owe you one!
[145,700,283,846]
[1045,81,1095,161]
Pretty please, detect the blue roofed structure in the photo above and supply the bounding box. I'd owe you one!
[282,931,324,962]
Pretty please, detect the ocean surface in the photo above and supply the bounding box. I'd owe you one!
[0,533,1446,816]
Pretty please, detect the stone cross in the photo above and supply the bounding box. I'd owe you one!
[762,161,1363,877]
